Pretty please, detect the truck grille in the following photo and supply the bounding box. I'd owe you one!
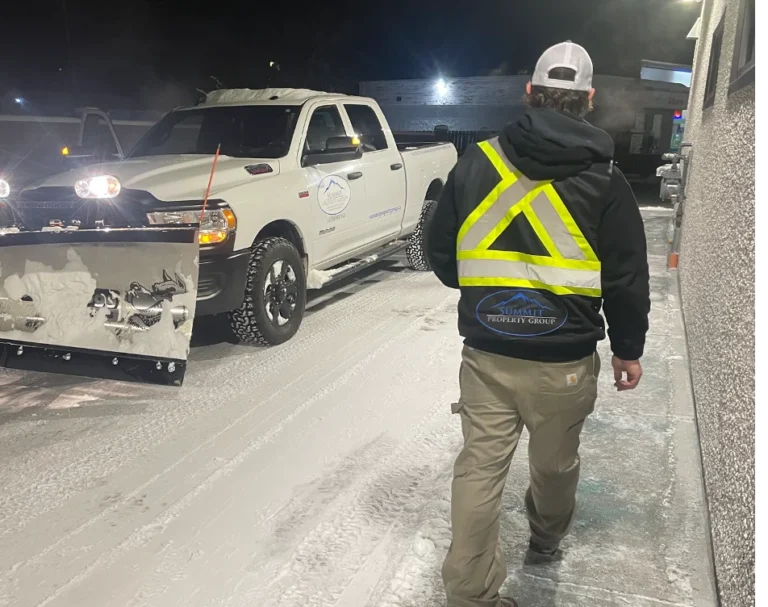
[16,201,83,210]
[5,199,144,230]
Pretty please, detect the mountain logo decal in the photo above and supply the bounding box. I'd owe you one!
[317,175,351,216]
[476,289,567,337]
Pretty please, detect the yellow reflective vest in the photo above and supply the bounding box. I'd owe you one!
[425,114,649,363]
[457,137,601,298]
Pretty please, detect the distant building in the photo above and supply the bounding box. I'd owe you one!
[640,59,693,87]
[360,74,690,177]
[676,0,755,606]
[639,60,693,151]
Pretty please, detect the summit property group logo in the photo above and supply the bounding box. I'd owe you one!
[317,175,351,216]
[476,289,568,337]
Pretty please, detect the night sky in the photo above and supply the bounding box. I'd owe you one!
[1,0,700,104]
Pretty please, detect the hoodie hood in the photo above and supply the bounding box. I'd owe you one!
[498,106,614,181]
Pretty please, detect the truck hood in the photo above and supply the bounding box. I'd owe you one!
[35,155,281,201]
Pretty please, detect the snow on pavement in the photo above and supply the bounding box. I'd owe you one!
[0,258,465,607]
[0,213,716,607]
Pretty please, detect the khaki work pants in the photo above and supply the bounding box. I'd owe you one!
[442,345,601,607]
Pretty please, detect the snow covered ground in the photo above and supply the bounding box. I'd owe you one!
[0,209,716,607]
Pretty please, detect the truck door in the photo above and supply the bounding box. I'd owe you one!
[78,109,124,163]
[342,102,407,243]
[302,102,369,265]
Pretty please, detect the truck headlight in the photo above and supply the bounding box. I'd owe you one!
[146,208,237,245]
[75,175,121,199]
[0,180,9,199]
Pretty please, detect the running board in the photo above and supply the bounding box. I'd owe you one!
[306,240,408,290]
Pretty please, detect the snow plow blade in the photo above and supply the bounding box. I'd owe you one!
[0,227,199,386]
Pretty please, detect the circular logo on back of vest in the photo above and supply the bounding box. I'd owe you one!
[475,289,568,337]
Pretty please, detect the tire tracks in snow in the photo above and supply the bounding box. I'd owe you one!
[0,269,444,605]
[9,286,458,607]
[221,317,462,607]
[0,268,424,534]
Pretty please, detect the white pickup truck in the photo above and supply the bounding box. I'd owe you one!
[2,89,457,346]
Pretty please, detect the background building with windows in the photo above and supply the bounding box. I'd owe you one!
[677,0,755,605]
[360,73,689,178]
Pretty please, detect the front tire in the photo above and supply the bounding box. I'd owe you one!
[228,237,307,346]
[406,199,437,271]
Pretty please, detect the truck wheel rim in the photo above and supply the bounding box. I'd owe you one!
[264,260,298,327]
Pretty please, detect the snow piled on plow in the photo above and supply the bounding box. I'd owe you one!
[0,245,197,360]
[3,249,106,343]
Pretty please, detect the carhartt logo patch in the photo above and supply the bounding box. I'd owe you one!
[566,373,578,387]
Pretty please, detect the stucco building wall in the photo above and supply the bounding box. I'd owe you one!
[678,0,755,605]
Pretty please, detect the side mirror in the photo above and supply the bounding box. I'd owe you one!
[63,144,97,159]
[62,144,120,168]
[325,136,361,152]
[303,136,362,167]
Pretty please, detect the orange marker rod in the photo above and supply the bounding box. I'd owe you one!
[199,144,222,224]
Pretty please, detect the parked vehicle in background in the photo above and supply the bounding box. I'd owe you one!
[0,109,155,190]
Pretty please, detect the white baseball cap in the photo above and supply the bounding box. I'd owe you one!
[531,41,594,92]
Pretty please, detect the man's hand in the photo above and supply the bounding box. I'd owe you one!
[612,356,643,391]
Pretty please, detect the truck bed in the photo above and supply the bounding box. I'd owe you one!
[396,141,448,152]
[397,141,457,235]
[392,131,446,152]
[393,129,495,155]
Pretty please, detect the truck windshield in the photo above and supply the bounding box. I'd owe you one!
[129,105,301,159]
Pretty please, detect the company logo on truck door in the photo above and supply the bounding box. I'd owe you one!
[317,175,351,216]
[476,289,568,337]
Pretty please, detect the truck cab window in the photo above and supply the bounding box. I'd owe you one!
[304,106,346,153]
[144,112,203,156]
[130,106,300,159]
[344,104,388,152]
[81,115,119,158]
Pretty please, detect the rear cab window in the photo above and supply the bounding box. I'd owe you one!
[344,104,389,152]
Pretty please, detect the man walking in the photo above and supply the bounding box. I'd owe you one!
[426,41,650,607]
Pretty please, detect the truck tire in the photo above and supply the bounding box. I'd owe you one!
[228,237,307,346]
[406,199,437,271]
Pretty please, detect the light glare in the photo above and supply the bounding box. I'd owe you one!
[75,175,121,199]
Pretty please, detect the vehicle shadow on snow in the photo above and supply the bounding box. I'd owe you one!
[189,258,408,354]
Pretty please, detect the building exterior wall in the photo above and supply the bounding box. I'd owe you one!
[361,75,690,176]
[678,0,755,605]
[360,74,689,133]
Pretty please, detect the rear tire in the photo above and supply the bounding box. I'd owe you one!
[228,237,307,346]
[406,199,437,271]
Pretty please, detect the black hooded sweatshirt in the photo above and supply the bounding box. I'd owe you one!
[426,106,650,362]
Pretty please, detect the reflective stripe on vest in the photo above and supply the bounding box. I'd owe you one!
[456,137,602,298]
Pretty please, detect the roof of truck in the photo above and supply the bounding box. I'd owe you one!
[198,88,365,107]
